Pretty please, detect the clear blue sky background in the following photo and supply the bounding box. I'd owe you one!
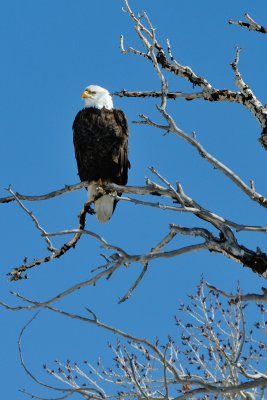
[1,0,267,398]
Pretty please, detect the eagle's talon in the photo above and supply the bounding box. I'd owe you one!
[88,206,95,215]
[85,204,95,215]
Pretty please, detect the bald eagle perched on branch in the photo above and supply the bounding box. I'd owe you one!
[73,85,130,223]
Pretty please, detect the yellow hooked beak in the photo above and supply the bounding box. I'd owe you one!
[81,90,93,99]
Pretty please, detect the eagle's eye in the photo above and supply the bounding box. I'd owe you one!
[90,91,96,94]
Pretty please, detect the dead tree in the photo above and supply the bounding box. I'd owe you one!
[1,1,267,399]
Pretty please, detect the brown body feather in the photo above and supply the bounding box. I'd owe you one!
[73,107,130,218]
[73,107,129,184]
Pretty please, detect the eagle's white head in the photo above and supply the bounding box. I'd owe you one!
[81,85,113,110]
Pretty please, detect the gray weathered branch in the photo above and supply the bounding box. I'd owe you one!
[229,13,267,34]
[121,1,267,147]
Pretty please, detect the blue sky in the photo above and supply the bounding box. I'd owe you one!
[1,0,267,398]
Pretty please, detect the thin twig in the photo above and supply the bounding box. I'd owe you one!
[7,186,56,252]
[118,263,149,304]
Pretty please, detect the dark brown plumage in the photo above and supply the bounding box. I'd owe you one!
[73,107,129,186]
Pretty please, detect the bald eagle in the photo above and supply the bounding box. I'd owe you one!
[73,85,130,223]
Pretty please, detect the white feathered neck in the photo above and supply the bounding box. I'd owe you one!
[82,85,113,110]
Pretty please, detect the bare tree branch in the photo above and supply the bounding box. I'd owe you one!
[121,1,267,147]
[8,201,92,281]
[5,167,267,280]
[113,88,245,102]
[0,182,88,204]
[136,105,267,209]
[118,263,148,304]
[206,282,267,302]
[7,186,56,252]
[229,14,267,34]
[14,280,267,400]
[18,314,105,400]
[2,2,267,399]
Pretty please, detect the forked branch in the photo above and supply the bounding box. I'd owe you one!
[121,0,267,146]
[229,14,267,34]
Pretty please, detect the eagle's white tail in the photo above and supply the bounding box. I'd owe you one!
[95,195,115,223]
[88,182,116,223]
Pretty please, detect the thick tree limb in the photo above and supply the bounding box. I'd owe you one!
[5,173,267,279]
[113,88,245,103]
[3,181,267,234]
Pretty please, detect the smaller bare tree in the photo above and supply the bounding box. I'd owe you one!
[17,279,267,400]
